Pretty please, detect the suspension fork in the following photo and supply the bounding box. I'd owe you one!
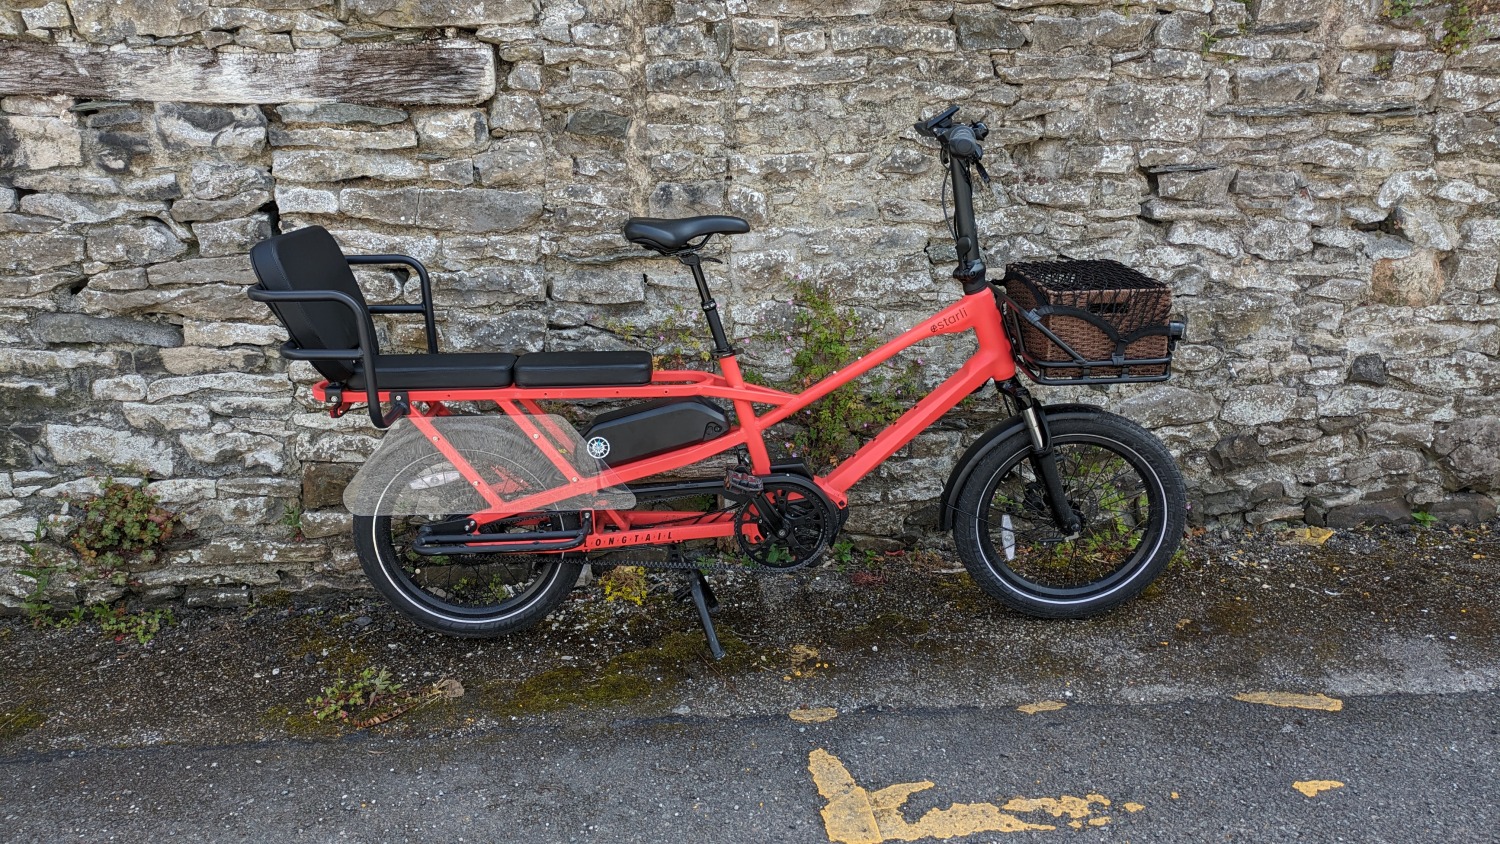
[998,378,1083,538]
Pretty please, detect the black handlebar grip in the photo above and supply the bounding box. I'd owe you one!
[915,104,961,137]
[946,124,983,160]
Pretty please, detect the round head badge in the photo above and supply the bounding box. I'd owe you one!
[586,436,611,460]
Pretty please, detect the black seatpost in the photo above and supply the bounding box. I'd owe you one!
[678,252,735,357]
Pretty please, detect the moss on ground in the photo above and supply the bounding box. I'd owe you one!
[489,629,759,716]
[0,704,48,743]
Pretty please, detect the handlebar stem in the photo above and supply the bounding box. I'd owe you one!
[947,152,987,294]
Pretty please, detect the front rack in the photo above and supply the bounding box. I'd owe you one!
[999,259,1185,385]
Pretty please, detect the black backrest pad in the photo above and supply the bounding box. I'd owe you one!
[249,226,369,382]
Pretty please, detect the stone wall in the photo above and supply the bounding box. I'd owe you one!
[1,0,1498,607]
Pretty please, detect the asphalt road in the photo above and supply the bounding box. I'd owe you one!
[3,523,1496,842]
[3,691,1495,843]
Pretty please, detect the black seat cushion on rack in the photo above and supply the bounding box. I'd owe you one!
[249,225,371,383]
[513,351,653,387]
[622,216,750,253]
[347,353,519,391]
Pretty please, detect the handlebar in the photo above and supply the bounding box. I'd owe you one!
[914,105,991,295]
[913,105,987,161]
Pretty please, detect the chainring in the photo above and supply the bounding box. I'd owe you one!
[733,474,838,571]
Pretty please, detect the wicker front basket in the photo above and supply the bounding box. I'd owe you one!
[1002,260,1174,383]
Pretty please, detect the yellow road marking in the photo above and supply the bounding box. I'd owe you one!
[1233,692,1343,711]
[792,707,840,723]
[808,749,1135,843]
[1124,802,1145,812]
[1016,700,1067,715]
[1293,780,1345,797]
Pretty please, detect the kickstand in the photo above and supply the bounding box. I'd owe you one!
[673,558,724,661]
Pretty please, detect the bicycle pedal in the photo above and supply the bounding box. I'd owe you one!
[724,468,764,499]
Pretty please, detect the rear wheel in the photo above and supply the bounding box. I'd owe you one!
[951,412,1186,618]
[352,432,583,637]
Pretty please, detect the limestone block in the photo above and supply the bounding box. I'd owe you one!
[178,431,285,471]
[171,191,273,224]
[0,232,84,274]
[183,321,285,348]
[732,18,779,50]
[1167,221,1241,258]
[92,374,147,401]
[43,424,174,477]
[953,7,1024,50]
[468,138,546,188]
[32,313,181,347]
[1338,24,1428,50]
[145,478,217,504]
[733,57,867,88]
[86,222,190,266]
[1219,385,1297,426]
[271,150,424,183]
[551,268,647,304]
[69,0,204,42]
[489,94,543,132]
[565,109,631,138]
[146,257,259,289]
[187,163,272,201]
[1439,72,1500,112]
[415,110,489,152]
[276,103,408,126]
[300,510,352,539]
[1093,84,1205,142]
[830,24,957,53]
[508,63,543,91]
[18,194,166,225]
[431,266,546,307]
[1157,168,1234,203]
[747,0,879,14]
[269,126,416,150]
[0,115,83,170]
[274,186,340,215]
[1243,218,1312,260]
[158,347,264,376]
[1028,12,1156,52]
[1234,63,1318,102]
[1434,416,1500,492]
[123,402,211,432]
[1393,205,1456,252]
[649,181,727,216]
[146,373,291,402]
[783,29,825,53]
[194,216,274,258]
[1117,385,1219,428]
[339,188,543,234]
[154,104,267,158]
[347,0,537,26]
[646,60,731,93]
[1371,248,1444,307]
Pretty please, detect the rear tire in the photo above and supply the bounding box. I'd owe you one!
[951,411,1185,618]
[352,428,583,637]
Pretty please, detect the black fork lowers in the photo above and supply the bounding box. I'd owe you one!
[999,378,1083,538]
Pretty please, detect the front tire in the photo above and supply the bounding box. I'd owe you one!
[951,411,1186,618]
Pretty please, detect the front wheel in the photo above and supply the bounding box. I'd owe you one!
[951,412,1186,618]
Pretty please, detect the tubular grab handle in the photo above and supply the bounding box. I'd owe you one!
[345,254,439,354]
[246,286,407,428]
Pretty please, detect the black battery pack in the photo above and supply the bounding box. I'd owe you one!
[580,398,729,466]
